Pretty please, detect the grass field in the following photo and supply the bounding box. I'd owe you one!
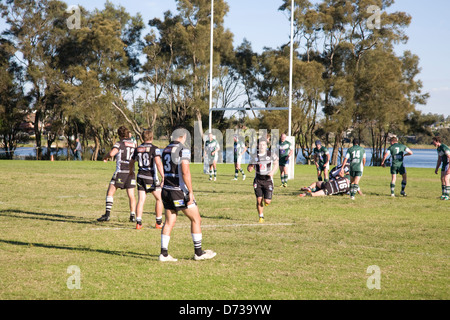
[0,160,448,300]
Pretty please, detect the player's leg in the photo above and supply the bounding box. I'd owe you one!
[98,183,117,221]
[213,160,217,181]
[209,163,213,180]
[159,209,178,261]
[151,189,164,228]
[323,165,329,182]
[317,168,323,182]
[182,204,216,260]
[256,196,264,223]
[352,175,361,199]
[135,189,146,229]
[441,167,450,200]
[401,168,407,196]
[390,173,397,197]
[233,162,239,180]
[126,187,137,222]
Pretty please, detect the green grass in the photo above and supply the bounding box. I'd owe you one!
[0,160,448,300]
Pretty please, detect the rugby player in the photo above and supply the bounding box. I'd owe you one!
[205,133,220,181]
[159,126,216,261]
[233,135,247,181]
[97,126,137,222]
[313,140,330,182]
[247,139,279,223]
[128,130,164,229]
[298,168,350,197]
[278,133,293,187]
[381,137,413,197]
[432,136,450,200]
[340,139,366,200]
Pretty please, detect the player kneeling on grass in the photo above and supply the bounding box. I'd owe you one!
[98,126,137,222]
[128,130,165,230]
[247,139,279,223]
[159,126,216,262]
[432,136,450,200]
[299,168,350,197]
[381,136,413,197]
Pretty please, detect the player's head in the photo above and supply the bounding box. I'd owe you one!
[431,136,442,147]
[315,140,321,147]
[172,125,188,144]
[280,133,287,142]
[353,138,360,146]
[142,130,153,142]
[258,139,268,154]
[390,136,398,144]
[118,126,130,140]
[208,132,214,140]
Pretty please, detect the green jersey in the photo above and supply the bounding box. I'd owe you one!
[345,145,366,172]
[437,144,450,168]
[313,146,329,165]
[205,139,219,159]
[234,140,245,162]
[386,143,411,167]
[279,140,292,160]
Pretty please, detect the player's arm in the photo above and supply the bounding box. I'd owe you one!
[362,153,367,167]
[405,148,413,157]
[155,155,164,188]
[240,145,248,157]
[381,150,390,167]
[103,148,119,162]
[340,156,349,174]
[269,160,279,178]
[181,159,195,205]
[435,156,442,175]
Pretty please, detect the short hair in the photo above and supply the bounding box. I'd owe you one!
[390,136,398,143]
[142,130,153,142]
[172,125,188,140]
[118,126,130,140]
[353,138,360,145]
[432,136,442,143]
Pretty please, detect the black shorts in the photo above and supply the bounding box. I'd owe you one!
[253,178,273,200]
[137,176,161,193]
[161,188,196,212]
[110,172,136,190]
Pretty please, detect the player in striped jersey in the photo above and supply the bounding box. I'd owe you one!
[159,126,216,262]
[97,126,137,222]
[247,138,279,223]
[128,130,164,229]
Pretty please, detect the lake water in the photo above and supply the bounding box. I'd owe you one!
[1,146,440,169]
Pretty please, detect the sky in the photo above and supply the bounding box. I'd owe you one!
[1,0,449,116]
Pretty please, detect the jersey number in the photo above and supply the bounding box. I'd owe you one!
[137,153,150,167]
[164,154,172,171]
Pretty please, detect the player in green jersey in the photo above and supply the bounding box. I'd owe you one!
[233,135,247,181]
[313,140,330,182]
[381,136,413,197]
[278,133,293,187]
[432,136,450,200]
[340,139,366,200]
[204,133,220,181]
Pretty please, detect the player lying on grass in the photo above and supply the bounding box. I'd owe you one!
[128,130,165,230]
[298,166,350,197]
